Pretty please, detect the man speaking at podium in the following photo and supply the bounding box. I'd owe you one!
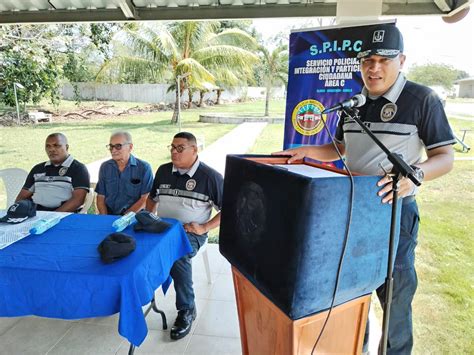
[276,24,455,354]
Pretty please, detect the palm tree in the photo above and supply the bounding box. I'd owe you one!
[98,21,258,123]
[258,44,289,116]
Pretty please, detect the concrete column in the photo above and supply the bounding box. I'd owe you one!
[336,0,383,25]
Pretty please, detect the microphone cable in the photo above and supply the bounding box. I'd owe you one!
[310,109,355,355]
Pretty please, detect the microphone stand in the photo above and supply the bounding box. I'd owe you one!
[341,108,421,355]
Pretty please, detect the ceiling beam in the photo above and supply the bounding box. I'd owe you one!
[137,3,338,21]
[117,0,138,19]
[382,2,443,15]
[0,2,455,25]
[0,9,127,24]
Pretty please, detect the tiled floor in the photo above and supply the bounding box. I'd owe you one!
[0,245,381,355]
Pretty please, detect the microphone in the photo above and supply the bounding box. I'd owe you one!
[322,94,366,114]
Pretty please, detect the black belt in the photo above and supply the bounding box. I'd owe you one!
[402,195,416,205]
[37,204,59,211]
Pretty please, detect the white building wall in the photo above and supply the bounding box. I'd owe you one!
[458,80,474,98]
[61,83,287,103]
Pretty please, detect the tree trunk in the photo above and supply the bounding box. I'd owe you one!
[187,88,193,108]
[264,86,271,117]
[171,85,179,124]
[198,91,204,107]
[215,89,223,105]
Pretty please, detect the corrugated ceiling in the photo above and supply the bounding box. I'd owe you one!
[0,0,471,23]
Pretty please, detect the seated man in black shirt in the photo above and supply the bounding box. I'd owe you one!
[16,133,90,212]
[146,132,224,340]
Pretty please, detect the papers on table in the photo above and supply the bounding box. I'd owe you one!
[0,211,71,250]
[274,164,345,178]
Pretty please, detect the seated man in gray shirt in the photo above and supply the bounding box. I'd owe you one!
[96,131,153,215]
[16,133,90,212]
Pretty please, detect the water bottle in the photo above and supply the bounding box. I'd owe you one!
[112,212,137,232]
[29,217,61,235]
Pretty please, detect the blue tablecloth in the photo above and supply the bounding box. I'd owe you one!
[0,214,192,346]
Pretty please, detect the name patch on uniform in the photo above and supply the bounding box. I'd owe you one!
[186,179,196,191]
[380,103,397,122]
[159,184,171,189]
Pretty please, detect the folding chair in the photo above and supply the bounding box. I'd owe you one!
[0,168,28,208]
[79,187,96,214]
[195,239,212,284]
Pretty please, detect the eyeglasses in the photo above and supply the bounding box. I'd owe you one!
[106,143,130,151]
[168,144,195,153]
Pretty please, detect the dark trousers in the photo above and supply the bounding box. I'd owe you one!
[170,232,207,311]
[364,199,420,355]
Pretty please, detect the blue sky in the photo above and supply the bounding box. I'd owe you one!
[252,10,474,75]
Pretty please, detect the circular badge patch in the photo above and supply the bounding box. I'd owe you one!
[59,167,68,176]
[185,179,196,191]
[380,103,397,122]
[292,100,326,136]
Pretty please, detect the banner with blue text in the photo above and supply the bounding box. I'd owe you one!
[284,23,390,168]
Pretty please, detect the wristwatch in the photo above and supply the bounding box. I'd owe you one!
[410,165,424,185]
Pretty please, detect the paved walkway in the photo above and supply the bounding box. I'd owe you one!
[85,119,472,180]
[445,102,474,120]
[85,122,268,183]
[199,122,268,176]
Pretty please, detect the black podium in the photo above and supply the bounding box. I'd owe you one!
[219,154,400,320]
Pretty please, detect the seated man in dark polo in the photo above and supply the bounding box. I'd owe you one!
[96,131,153,215]
[146,131,223,340]
[16,133,90,212]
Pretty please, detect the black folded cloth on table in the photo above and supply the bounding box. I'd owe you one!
[133,210,171,234]
[98,232,136,264]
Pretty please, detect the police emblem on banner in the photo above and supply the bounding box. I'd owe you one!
[292,99,327,136]
[186,179,196,191]
[380,103,397,122]
[59,167,68,176]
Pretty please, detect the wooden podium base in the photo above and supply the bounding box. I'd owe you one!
[232,267,370,355]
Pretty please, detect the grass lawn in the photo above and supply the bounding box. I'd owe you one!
[0,99,285,208]
[0,101,266,207]
[414,161,473,354]
[0,116,234,172]
[449,117,474,158]
[0,99,287,171]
